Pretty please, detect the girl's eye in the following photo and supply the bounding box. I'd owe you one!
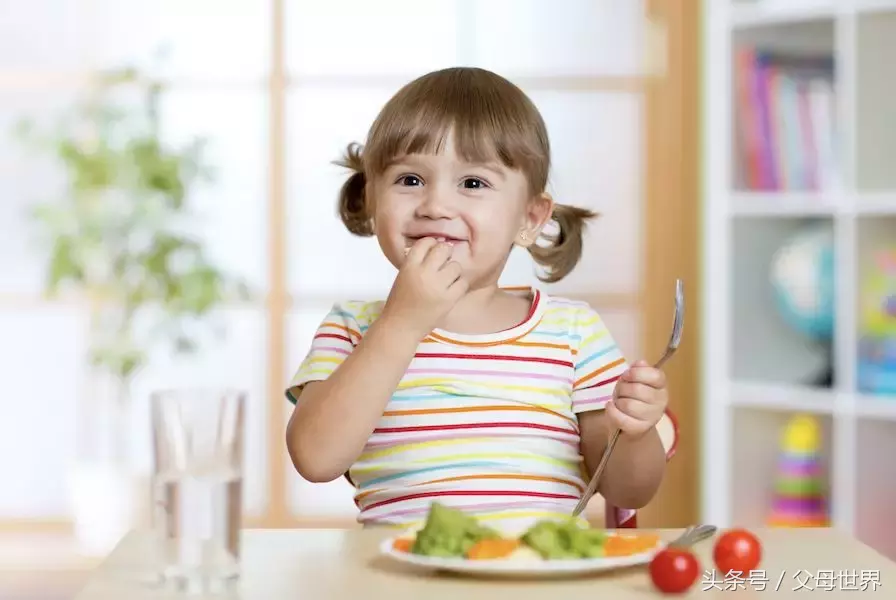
[462,177,489,190]
[397,175,422,187]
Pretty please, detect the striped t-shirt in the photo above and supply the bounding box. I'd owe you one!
[286,287,629,530]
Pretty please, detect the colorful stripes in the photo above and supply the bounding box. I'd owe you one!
[412,352,573,368]
[364,489,580,511]
[286,288,629,526]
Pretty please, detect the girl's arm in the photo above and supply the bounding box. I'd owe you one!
[578,406,667,510]
[285,315,422,482]
[286,238,467,483]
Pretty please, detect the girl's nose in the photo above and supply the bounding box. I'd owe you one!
[415,188,455,219]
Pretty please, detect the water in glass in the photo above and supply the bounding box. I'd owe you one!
[150,389,245,589]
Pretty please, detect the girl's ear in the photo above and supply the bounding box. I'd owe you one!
[515,192,555,248]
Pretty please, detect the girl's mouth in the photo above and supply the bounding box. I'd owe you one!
[404,235,467,247]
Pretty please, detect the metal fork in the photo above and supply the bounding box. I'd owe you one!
[667,524,717,548]
[571,279,685,518]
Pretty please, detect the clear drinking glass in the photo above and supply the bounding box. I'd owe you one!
[149,389,246,590]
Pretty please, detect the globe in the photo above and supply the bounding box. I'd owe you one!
[770,224,835,342]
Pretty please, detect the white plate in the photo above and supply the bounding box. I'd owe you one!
[378,535,664,578]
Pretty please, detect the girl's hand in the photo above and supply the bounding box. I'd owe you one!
[606,359,669,437]
[381,237,468,337]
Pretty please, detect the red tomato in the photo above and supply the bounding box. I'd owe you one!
[649,548,700,594]
[713,529,762,576]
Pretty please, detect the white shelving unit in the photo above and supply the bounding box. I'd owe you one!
[703,0,896,560]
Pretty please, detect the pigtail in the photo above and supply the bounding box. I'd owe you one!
[334,142,374,237]
[527,203,598,283]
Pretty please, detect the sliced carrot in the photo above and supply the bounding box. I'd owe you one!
[604,535,636,556]
[392,538,414,553]
[466,538,520,560]
[604,533,661,557]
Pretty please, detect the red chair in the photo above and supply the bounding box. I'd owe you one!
[603,408,680,529]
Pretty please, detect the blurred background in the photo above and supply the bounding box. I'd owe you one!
[3,0,896,597]
[707,0,896,581]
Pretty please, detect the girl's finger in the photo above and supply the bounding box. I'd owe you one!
[614,382,656,403]
[606,400,649,435]
[404,237,438,264]
[612,395,656,421]
[626,366,667,388]
[422,241,454,269]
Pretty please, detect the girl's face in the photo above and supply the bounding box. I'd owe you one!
[370,135,552,288]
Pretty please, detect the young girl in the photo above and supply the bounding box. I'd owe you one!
[285,67,671,531]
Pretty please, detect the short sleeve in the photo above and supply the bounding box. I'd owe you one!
[571,306,629,414]
[285,302,363,404]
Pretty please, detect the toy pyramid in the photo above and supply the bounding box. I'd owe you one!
[767,414,830,527]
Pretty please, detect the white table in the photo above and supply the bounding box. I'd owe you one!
[74,528,896,598]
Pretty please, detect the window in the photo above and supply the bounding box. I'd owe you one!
[0,0,649,527]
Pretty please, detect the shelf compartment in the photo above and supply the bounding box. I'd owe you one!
[730,191,842,216]
[732,217,836,387]
[732,191,896,216]
[731,381,837,414]
[856,0,896,17]
[730,19,839,195]
[855,418,896,559]
[731,407,833,528]
[855,192,896,215]
[856,10,896,191]
[855,394,896,420]
[855,215,896,396]
[730,1,839,29]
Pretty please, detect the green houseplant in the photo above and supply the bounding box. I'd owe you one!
[16,67,249,553]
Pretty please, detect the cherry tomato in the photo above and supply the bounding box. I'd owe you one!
[649,548,701,594]
[713,528,762,576]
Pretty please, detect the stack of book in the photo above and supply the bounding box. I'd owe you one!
[734,46,838,192]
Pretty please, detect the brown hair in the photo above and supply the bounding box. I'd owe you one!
[335,67,597,283]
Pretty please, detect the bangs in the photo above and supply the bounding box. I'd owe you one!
[362,68,549,191]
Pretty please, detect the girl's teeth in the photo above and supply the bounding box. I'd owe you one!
[404,236,458,248]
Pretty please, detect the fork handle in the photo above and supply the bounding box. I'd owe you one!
[571,354,673,517]
[668,525,718,548]
[571,428,621,517]
[653,349,673,370]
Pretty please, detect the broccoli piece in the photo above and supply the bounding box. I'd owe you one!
[520,518,606,559]
[520,521,563,558]
[411,503,500,558]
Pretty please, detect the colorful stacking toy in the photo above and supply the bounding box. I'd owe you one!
[767,414,829,528]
